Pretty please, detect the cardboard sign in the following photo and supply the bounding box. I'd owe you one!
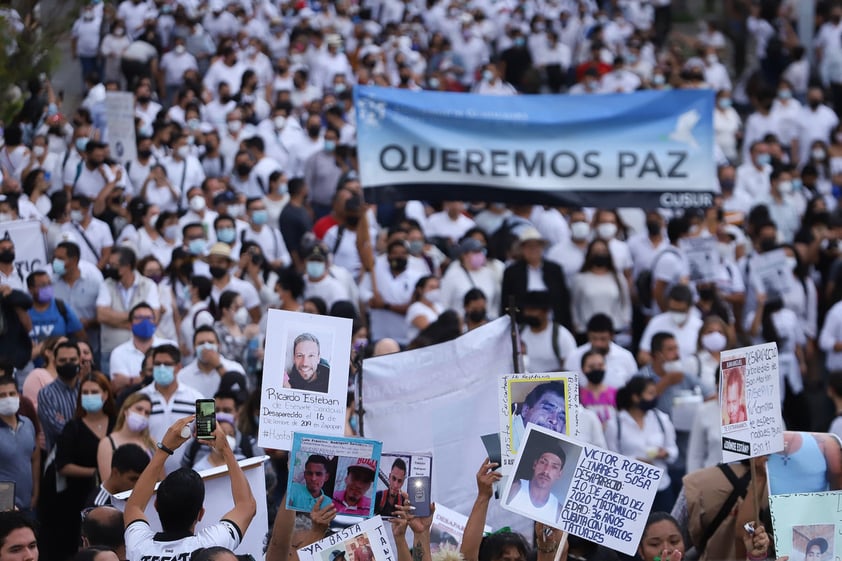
[374,452,432,517]
[749,249,793,297]
[498,373,579,473]
[258,310,352,450]
[297,516,395,561]
[1,219,47,281]
[769,492,842,560]
[679,236,719,283]
[430,505,491,552]
[719,343,784,462]
[105,92,137,164]
[500,425,662,556]
[287,433,382,518]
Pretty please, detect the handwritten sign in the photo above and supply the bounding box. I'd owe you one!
[287,433,382,518]
[679,236,719,283]
[501,425,662,556]
[720,342,784,462]
[431,504,491,551]
[258,310,352,450]
[498,372,579,473]
[298,516,395,561]
[1,220,47,281]
[769,492,842,560]
[749,249,792,297]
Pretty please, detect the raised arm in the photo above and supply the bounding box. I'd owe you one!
[461,458,502,561]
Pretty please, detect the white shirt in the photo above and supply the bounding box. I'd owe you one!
[440,261,503,319]
[604,409,678,491]
[571,271,631,333]
[178,356,245,399]
[798,105,839,163]
[160,50,199,86]
[304,273,352,311]
[64,219,114,265]
[72,16,103,57]
[211,276,260,311]
[820,301,842,371]
[360,265,424,345]
[72,164,116,199]
[162,155,206,208]
[627,233,668,281]
[424,211,476,243]
[734,162,772,200]
[110,336,176,378]
[546,241,586,287]
[520,322,577,373]
[686,399,722,472]
[566,342,638,390]
[406,301,443,341]
[139,381,204,472]
[241,225,291,267]
[639,311,704,358]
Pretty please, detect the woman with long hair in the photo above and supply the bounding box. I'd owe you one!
[95,393,155,481]
[571,238,631,339]
[215,290,250,363]
[406,275,444,342]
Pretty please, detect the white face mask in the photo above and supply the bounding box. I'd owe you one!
[227,204,245,218]
[189,195,206,212]
[701,331,727,353]
[233,306,249,325]
[0,396,19,416]
[425,288,441,303]
[662,359,683,373]
[227,120,243,133]
[177,145,191,159]
[273,116,286,130]
[570,221,590,240]
[33,146,45,158]
[669,310,688,326]
[597,222,618,240]
[777,180,793,194]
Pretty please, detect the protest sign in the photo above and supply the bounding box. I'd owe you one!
[374,452,432,517]
[749,249,792,297]
[287,432,382,517]
[500,425,662,556]
[719,343,784,462]
[0,219,47,281]
[679,236,719,283]
[259,309,352,450]
[355,87,715,208]
[769,492,841,560]
[297,516,394,561]
[430,505,491,552]
[105,91,137,164]
[766,432,842,495]
[113,456,269,559]
[498,373,579,473]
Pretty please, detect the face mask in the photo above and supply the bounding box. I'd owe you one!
[637,398,658,411]
[196,342,219,361]
[323,140,336,153]
[37,285,54,303]
[209,266,228,280]
[251,210,268,225]
[131,318,156,340]
[809,99,821,109]
[425,288,441,303]
[76,138,89,152]
[345,215,360,228]
[0,396,20,416]
[390,257,408,272]
[570,221,590,240]
[755,153,771,166]
[669,311,688,325]
[33,145,46,158]
[137,95,151,105]
[718,98,732,109]
[226,435,237,450]
[653,74,666,86]
[307,125,321,138]
[591,254,612,268]
[52,258,66,276]
[701,331,727,353]
[81,393,104,413]
[227,120,242,133]
[759,237,777,253]
[126,411,149,432]
[153,364,175,386]
[408,240,424,255]
[56,363,80,380]
[306,260,326,278]
[812,148,826,161]
[662,359,683,373]
[522,315,542,328]
[175,44,186,54]
[164,224,179,240]
[778,89,792,99]
[189,195,206,212]
[468,251,486,270]
[0,250,14,263]
[778,180,793,194]
[467,309,486,323]
[103,266,120,281]
[114,28,125,37]
[71,210,85,223]
[138,149,152,159]
[482,69,494,81]
[597,222,617,240]
[188,238,206,256]
[274,116,287,130]
[585,369,606,385]
[698,286,716,301]
[234,306,249,325]
[177,145,191,159]
[216,227,236,244]
[646,220,661,237]
[236,163,252,177]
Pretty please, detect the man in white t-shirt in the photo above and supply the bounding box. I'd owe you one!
[425,201,476,243]
[123,415,257,561]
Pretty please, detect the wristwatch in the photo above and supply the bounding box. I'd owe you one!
[156,441,175,456]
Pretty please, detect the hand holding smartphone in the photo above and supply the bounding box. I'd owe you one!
[195,399,216,440]
[407,476,431,518]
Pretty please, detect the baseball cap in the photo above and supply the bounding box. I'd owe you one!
[347,458,376,481]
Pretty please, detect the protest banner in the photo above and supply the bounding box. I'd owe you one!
[769,492,841,560]
[430,504,491,552]
[719,342,784,462]
[287,432,383,517]
[679,236,719,283]
[298,516,395,561]
[363,318,531,536]
[259,309,352,450]
[355,87,715,208]
[112,456,269,559]
[500,425,662,556]
[105,91,137,164]
[749,249,792,297]
[766,432,842,495]
[374,452,432,517]
[498,372,579,474]
[0,219,47,281]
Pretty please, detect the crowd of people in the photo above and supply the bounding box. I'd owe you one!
[2,0,842,560]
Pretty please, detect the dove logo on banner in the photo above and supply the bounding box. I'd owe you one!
[354,87,716,209]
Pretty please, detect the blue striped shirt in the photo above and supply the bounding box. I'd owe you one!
[38,378,78,451]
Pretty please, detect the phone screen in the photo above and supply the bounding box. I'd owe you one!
[0,481,15,512]
[196,400,216,440]
[407,476,431,517]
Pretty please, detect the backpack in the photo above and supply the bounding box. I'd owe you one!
[55,299,70,327]
[635,247,679,310]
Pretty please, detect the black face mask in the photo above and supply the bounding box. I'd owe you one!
[0,250,14,264]
[88,159,104,168]
[698,286,716,301]
[236,163,252,177]
[138,149,152,159]
[591,254,612,268]
[137,95,151,104]
[585,369,606,385]
[646,220,661,237]
[467,309,486,323]
[56,363,80,380]
[389,257,407,272]
[209,266,228,279]
[522,315,542,328]
[307,125,321,138]
[345,215,360,228]
[103,266,120,281]
[759,238,777,252]
[638,398,658,411]
[809,99,821,109]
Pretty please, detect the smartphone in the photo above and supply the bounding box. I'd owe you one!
[407,476,431,517]
[195,399,216,440]
[0,481,14,512]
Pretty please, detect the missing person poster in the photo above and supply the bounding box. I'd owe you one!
[500,424,663,556]
[430,504,491,552]
[259,309,352,450]
[769,492,842,561]
[498,373,579,473]
[105,91,138,164]
[679,236,719,283]
[287,432,383,518]
[749,249,793,297]
[766,432,842,495]
[719,342,784,462]
[374,452,432,517]
[298,515,395,561]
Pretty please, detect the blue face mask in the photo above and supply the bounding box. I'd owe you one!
[75,138,89,152]
[188,238,206,255]
[131,318,156,340]
[251,210,268,225]
[307,260,326,278]
[81,393,103,413]
[217,227,236,244]
[323,140,336,153]
[52,258,66,276]
[756,153,771,166]
[153,365,175,386]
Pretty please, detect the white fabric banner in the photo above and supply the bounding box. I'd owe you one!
[105,92,137,164]
[2,219,47,280]
[362,318,530,534]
